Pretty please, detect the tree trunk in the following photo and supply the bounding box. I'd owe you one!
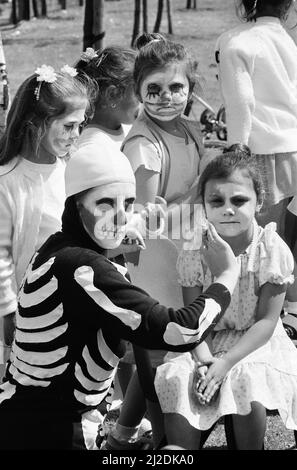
[166,0,173,34]
[187,0,197,8]
[93,0,105,51]
[142,0,147,33]
[41,0,47,17]
[153,0,163,33]
[83,0,94,50]
[32,0,39,17]
[11,0,18,24]
[60,0,67,10]
[131,0,141,48]
[23,0,30,20]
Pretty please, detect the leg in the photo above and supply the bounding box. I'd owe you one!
[117,369,146,428]
[146,398,165,449]
[232,402,266,450]
[164,413,201,450]
[116,361,136,398]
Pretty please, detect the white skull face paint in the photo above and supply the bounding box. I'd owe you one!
[77,183,135,250]
[139,63,190,122]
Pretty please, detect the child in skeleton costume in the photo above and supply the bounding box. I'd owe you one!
[0,144,239,450]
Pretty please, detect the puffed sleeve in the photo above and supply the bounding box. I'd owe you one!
[258,223,294,287]
[122,137,162,174]
[176,247,205,288]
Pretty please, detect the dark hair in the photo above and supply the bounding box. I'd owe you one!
[133,33,200,97]
[236,0,294,22]
[76,46,136,105]
[198,143,264,204]
[0,70,96,165]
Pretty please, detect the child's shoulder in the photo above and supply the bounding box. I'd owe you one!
[259,222,291,252]
[216,23,260,55]
[255,222,294,286]
[0,157,19,178]
[123,112,164,148]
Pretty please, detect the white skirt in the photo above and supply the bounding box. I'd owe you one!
[155,320,297,430]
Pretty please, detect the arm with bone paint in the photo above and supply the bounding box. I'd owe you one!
[62,223,239,351]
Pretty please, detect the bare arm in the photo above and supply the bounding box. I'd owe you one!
[134,167,199,234]
[223,282,286,367]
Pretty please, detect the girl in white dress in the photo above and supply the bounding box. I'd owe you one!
[155,144,297,450]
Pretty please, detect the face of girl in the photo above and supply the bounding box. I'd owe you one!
[204,169,260,240]
[117,85,140,125]
[40,98,87,158]
[77,182,136,250]
[139,62,190,122]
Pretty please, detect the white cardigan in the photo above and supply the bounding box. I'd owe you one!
[216,17,297,154]
[0,158,65,317]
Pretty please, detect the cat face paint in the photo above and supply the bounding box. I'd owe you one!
[139,63,190,122]
[77,183,135,250]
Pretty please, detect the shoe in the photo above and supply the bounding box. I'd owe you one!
[101,433,153,450]
[137,417,152,437]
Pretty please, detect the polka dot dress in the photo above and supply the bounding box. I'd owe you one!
[155,222,297,430]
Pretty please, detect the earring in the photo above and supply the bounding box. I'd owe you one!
[111,103,117,109]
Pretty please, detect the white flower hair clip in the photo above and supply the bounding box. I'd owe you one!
[80,47,98,63]
[61,64,78,77]
[34,64,57,101]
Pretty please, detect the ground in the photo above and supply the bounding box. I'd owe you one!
[0,0,296,451]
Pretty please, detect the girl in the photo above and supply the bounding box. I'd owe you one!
[215,0,297,326]
[75,45,140,152]
[122,32,204,245]
[155,145,297,450]
[0,142,239,449]
[0,64,95,377]
[108,33,205,450]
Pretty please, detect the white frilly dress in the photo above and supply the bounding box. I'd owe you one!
[154,222,297,430]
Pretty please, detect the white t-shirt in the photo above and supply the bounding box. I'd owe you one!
[20,158,66,251]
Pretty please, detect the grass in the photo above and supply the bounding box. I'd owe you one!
[0,0,296,451]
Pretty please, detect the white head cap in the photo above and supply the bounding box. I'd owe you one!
[65,143,135,198]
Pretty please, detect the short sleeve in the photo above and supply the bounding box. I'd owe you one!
[176,248,204,288]
[122,137,162,174]
[258,223,294,287]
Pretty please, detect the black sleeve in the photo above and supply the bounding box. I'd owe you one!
[66,251,231,352]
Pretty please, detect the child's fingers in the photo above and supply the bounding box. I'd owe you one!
[206,222,218,245]
[124,228,146,249]
[203,380,221,403]
[197,365,208,379]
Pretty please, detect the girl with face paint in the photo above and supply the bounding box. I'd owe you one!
[108,34,205,451]
[215,0,297,340]
[155,145,297,450]
[122,33,204,239]
[0,65,95,381]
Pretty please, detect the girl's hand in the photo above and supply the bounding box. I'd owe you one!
[201,223,240,294]
[106,227,146,259]
[197,357,231,404]
[141,196,167,236]
[192,362,209,405]
[201,223,238,277]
